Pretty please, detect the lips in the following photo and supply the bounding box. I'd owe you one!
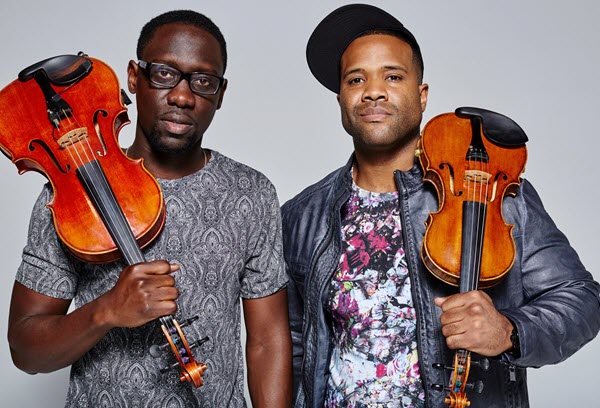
[359,106,391,122]
[160,113,193,135]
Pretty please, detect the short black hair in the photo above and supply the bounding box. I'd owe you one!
[136,10,228,74]
[357,29,424,84]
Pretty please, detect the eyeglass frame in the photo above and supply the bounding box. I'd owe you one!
[137,60,226,96]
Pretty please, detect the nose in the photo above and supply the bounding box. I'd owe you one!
[166,78,195,109]
[362,78,388,103]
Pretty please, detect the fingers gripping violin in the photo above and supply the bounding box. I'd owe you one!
[417,107,528,407]
[0,53,207,387]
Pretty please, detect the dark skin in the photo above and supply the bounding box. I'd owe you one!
[338,34,513,356]
[8,23,292,407]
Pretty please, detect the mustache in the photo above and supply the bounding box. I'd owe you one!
[159,110,195,125]
[354,101,396,116]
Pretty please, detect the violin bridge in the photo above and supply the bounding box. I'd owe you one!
[57,127,88,149]
[464,170,491,184]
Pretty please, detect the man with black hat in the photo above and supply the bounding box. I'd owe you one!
[281,4,599,407]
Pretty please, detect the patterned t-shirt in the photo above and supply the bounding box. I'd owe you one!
[325,182,425,408]
[16,150,288,408]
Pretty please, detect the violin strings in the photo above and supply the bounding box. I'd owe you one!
[474,155,480,290]
[474,152,487,290]
[466,152,477,292]
[51,81,186,370]
[62,119,179,328]
[60,114,138,265]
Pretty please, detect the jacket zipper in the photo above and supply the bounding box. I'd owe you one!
[394,169,431,408]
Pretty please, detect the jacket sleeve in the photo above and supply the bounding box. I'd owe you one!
[281,200,307,398]
[286,262,305,397]
[501,180,600,367]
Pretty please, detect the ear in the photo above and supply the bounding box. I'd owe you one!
[216,78,228,110]
[127,60,139,94]
[419,83,429,112]
[337,93,341,105]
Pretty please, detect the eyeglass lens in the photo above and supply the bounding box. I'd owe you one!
[147,63,221,94]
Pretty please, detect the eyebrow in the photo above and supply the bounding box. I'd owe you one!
[383,65,408,73]
[342,65,409,79]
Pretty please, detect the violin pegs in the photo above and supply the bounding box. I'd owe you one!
[160,361,180,374]
[466,380,485,394]
[431,383,449,392]
[432,362,453,371]
[472,357,490,371]
[190,336,210,349]
[179,315,199,328]
[149,342,170,358]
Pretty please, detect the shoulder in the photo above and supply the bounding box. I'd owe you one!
[281,165,346,219]
[28,183,54,220]
[503,178,544,220]
[207,151,281,211]
[210,150,276,192]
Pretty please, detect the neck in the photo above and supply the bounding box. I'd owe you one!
[126,141,208,180]
[353,138,418,192]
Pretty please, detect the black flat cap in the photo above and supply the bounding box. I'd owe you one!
[306,3,421,94]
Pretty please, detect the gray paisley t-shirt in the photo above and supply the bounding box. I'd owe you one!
[16,150,288,408]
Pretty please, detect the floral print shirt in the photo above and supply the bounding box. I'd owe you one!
[324,182,425,408]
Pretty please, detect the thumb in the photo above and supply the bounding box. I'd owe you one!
[434,297,447,307]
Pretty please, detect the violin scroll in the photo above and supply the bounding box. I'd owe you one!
[154,316,209,387]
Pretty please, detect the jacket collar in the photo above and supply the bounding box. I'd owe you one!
[333,153,425,196]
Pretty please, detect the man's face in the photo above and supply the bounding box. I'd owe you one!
[338,34,428,153]
[127,23,226,154]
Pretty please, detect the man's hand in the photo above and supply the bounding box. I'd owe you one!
[435,290,513,356]
[8,260,179,374]
[100,260,179,328]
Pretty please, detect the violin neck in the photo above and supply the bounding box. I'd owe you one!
[76,159,145,265]
[459,200,487,293]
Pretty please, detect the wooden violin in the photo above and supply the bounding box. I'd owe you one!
[0,53,207,387]
[417,107,528,407]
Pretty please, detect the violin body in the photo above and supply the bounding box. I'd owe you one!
[418,110,527,288]
[419,107,528,407]
[0,56,164,263]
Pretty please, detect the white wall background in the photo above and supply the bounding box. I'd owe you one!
[0,1,598,406]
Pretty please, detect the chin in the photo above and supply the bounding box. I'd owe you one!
[148,132,200,154]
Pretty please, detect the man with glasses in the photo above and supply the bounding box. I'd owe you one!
[8,10,292,407]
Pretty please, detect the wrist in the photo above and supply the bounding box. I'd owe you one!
[506,318,521,358]
[90,292,117,330]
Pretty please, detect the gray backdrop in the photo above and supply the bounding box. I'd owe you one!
[1,0,598,406]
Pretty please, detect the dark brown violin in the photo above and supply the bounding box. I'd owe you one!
[417,107,528,407]
[0,53,207,387]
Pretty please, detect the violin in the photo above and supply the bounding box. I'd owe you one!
[417,107,528,407]
[0,53,207,387]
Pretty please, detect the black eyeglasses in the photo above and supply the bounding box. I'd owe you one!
[138,60,225,95]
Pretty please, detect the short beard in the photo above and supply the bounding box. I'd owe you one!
[341,105,421,153]
[146,128,200,155]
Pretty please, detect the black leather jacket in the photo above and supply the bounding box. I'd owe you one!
[282,155,600,408]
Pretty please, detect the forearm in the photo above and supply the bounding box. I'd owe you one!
[503,180,600,366]
[501,280,600,367]
[246,335,293,408]
[9,261,179,374]
[8,293,113,374]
